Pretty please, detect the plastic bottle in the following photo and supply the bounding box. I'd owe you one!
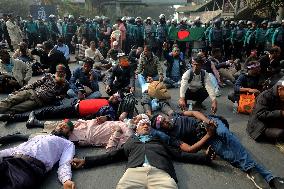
[151,98,159,111]
[233,101,238,114]
[188,102,193,111]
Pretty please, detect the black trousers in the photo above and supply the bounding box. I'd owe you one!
[11,98,79,122]
[0,133,29,145]
[0,157,46,189]
[185,88,209,104]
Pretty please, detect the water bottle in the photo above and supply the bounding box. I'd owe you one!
[233,101,238,114]
[151,98,159,111]
[188,102,193,111]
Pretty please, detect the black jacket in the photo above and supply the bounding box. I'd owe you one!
[48,49,71,80]
[107,65,135,88]
[247,85,284,140]
[84,135,210,182]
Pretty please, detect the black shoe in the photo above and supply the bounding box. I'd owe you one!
[270,177,284,189]
[247,168,270,189]
[0,114,11,122]
[26,111,44,129]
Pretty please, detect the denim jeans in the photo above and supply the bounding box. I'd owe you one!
[163,76,180,87]
[67,89,102,99]
[208,117,274,183]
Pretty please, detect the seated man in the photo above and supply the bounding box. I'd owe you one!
[228,61,262,103]
[85,41,109,70]
[0,125,76,189]
[0,114,149,152]
[136,45,164,87]
[68,58,102,99]
[42,40,72,80]
[54,37,70,61]
[107,41,123,62]
[0,64,69,114]
[75,38,89,61]
[163,43,186,88]
[12,41,33,62]
[71,118,213,189]
[0,49,32,93]
[105,54,135,95]
[150,112,284,189]
[179,55,217,114]
[0,92,126,123]
[247,80,284,142]
[13,42,44,76]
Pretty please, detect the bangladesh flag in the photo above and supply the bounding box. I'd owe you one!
[168,27,205,42]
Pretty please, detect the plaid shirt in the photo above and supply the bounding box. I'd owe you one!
[19,73,69,104]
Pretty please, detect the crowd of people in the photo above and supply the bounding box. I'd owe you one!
[0,12,284,189]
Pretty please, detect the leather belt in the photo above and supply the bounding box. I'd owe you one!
[13,154,46,172]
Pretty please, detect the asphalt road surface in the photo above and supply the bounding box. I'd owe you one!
[0,62,283,189]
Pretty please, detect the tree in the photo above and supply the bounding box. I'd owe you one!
[0,0,31,17]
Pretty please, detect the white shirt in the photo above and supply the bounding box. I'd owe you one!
[180,69,216,101]
[0,135,75,184]
[85,48,104,62]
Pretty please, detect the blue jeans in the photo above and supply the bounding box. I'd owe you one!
[208,117,274,183]
[67,89,102,99]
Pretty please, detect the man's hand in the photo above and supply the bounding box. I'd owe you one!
[83,86,92,95]
[211,99,217,114]
[159,75,164,82]
[105,85,111,92]
[63,180,76,189]
[71,158,85,169]
[179,98,186,111]
[119,112,128,121]
[78,91,85,100]
[205,123,216,137]
[248,89,260,94]
[130,87,135,93]
[146,76,153,83]
[96,116,108,124]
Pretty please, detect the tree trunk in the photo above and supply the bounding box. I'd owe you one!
[277,6,284,22]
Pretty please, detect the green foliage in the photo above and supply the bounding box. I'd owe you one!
[0,0,31,17]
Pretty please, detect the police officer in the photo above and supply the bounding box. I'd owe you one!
[208,19,223,51]
[272,20,284,59]
[24,15,38,48]
[156,14,168,59]
[133,17,144,48]
[231,20,246,59]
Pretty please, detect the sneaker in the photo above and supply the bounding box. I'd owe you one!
[26,111,44,129]
[270,177,284,189]
[246,168,270,189]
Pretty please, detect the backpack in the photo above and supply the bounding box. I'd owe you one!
[117,93,138,118]
[188,69,206,87]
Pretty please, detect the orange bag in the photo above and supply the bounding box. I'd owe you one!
[238,93,256,114]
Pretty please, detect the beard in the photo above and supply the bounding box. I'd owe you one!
[51,129,69,139]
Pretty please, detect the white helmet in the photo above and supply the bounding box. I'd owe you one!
[159,14,166,19]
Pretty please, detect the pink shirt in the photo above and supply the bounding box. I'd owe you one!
[69,120,133,150]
